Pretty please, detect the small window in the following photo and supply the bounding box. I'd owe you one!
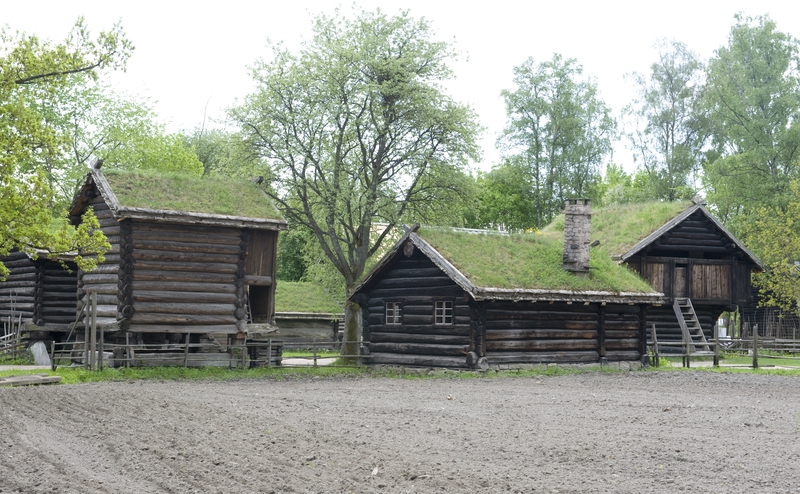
[434,301,453,325]
[386,302,402,325]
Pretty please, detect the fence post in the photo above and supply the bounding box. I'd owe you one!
[89,292,97,371]
[650,323,659,368]
[267,339,272,368]
[753,323,759,369]
[99,327,104,371]
[50,340,56,372]
[313,338,318,367]
[125,332,131,368]
[83,296,90,370]
[713,321,720,367]
[241,340,246,370]
[184,333,190,368]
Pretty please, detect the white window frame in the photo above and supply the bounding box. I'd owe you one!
[434,300,453,325]
[386,302,402,325]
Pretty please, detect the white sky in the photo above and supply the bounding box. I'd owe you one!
[6,1,800,172]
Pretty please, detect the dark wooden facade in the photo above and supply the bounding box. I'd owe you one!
[0,250,78,330]
[614,201,763,344]
[69,168,286,342]
[353,230,660,369]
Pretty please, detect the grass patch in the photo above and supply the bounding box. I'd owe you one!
[103,168,283,220]
[275,281,342,314]
[419,227,654,293]
[543,201,690,257]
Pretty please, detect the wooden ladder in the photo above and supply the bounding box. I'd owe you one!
[673,298,712,354]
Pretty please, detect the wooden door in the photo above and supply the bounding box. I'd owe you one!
[673,266,687,298]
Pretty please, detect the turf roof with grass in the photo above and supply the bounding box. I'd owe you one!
[417,227,655,293]
[541,201,691,257]
[102,169,283,220]
[275,281,343,313]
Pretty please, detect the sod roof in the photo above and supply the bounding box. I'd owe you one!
[415,227,655,295]
[102,169,284,220]
[275,281,343,314]
[541,201,692,257]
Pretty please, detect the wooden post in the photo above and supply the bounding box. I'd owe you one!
[90,292,97,371]
[125,332,131,368]
[83,296,90,370]
[598,305,606,361]
[649,323,659,368]
[683,334,690,368]
[241,340,246,370]
[313,339,318,367]
[99,327,104,371]
[50,340,56,372]
[713,320,720,367]
[753,323,759,369]
[184,333,191,368]
[267,339,272,368]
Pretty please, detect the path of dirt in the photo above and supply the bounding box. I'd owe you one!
[1,371,799,493]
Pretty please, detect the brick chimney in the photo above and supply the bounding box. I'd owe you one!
[562,198,591,276]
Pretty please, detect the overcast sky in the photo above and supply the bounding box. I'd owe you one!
[6,1,800,172]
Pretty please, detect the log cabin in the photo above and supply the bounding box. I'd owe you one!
[566,197,765,346]
[68,165,287,353]
[0,250,78,332]
[351,199,665,369]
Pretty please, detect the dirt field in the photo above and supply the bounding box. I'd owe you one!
[1,370,799,493]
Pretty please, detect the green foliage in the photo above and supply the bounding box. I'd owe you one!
[0,19,129,272]
[181,127,266,179]
[470,160,538,231]
[624,40,707,202]
[497,54,616,228]
[230,7,481,292]
[276,227,312,281]
[702,14,800,221]
[738,180,800,314]
[102,168,283,219]
[275,281,342,313]
[418,227,654,293]
[103,131,203,176]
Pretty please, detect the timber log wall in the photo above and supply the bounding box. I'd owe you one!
[0,252,77,327]
[480,302,643,365]
[0,252,36,322]
[78,195,123,327]
[36,260,78,327]
[362,253,472,369]
[127,222,242,334]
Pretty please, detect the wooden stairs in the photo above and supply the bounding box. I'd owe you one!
[673,298,713,355]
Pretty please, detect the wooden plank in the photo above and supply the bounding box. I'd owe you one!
[368,342,468,356]
[368,353,468,368]
[130,280,236,294]
[486,339,598,352]
[132,260,237,274]
[134,270,236,284]
[131,229,241,245]
[486,352,599,364]
[0,374,62,387]
[130,313,237,324]
[132,239,241,255]
[368,332,471,345]
[127,323,239,334]
[134,249,239,264]
[132,291,236,304]
[484,329,597,340]
[133,302,236,315]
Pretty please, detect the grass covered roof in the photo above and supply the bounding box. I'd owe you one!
[103,169,283,220]
[541,201,691,257]
[417,227,655,294]
[275,281,343,313]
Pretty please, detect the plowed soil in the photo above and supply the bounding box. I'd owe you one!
[1,371,799,493]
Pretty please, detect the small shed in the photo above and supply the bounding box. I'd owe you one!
[351,201,663,369]
[0,250,78,331]
[569,197,764,345]
[273,281,343,342]
[68,167,287,347]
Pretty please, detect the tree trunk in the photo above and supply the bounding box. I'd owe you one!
[341,299,361,364]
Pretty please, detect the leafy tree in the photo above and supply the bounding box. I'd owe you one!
[738,180,800,315]
[498,54,615,228]
[182,127,265,179]
[471,160,538,231]
[230,8,480,357]
[702,14,800,222]
[0,19,128,273]
[625,40,707,201]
